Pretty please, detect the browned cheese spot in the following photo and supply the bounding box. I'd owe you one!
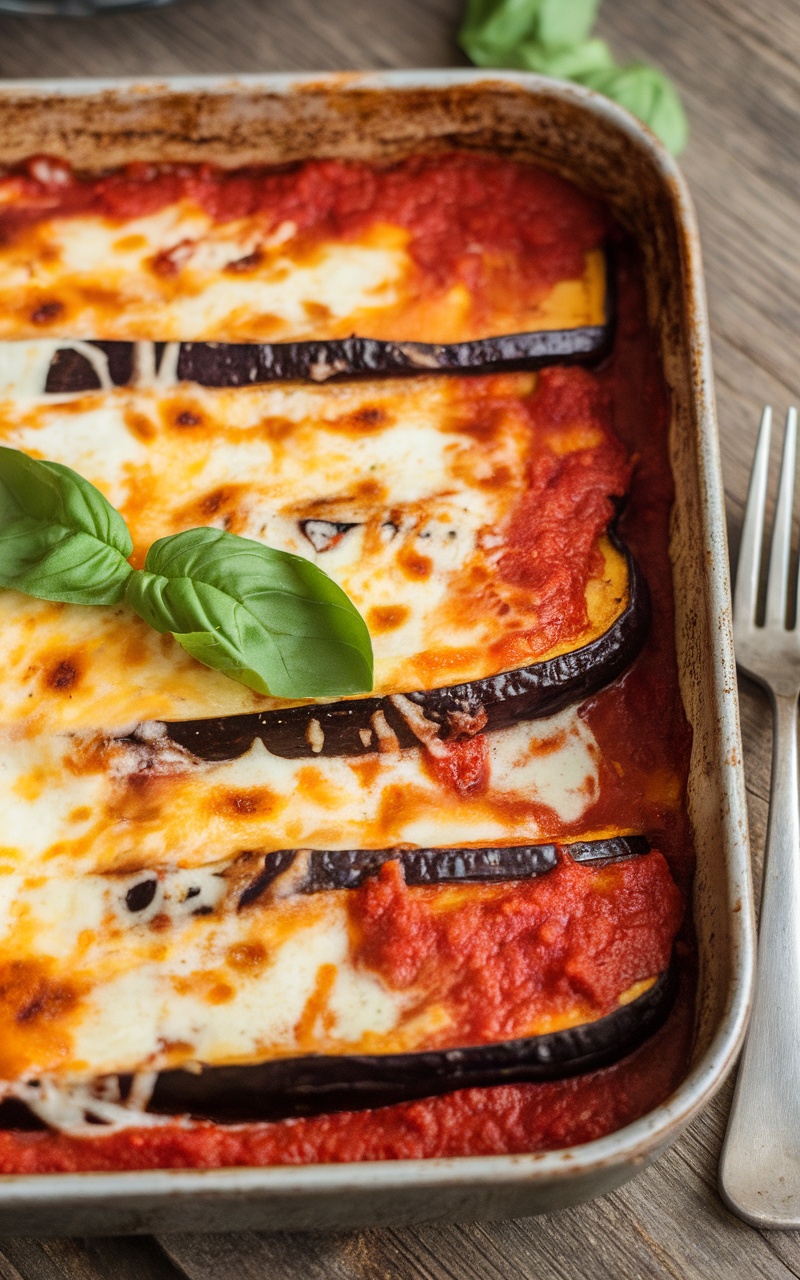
[227,942,268,972]
[150,240,195,278]
[302,299,332,321]
[0,958,84,1076]
[113,233,148,253]
[45,657,81,693]
[338,405,391,433]
[125,410,157,442]
[198,487,235,518]
[258,415,295,442]
[173,408,203,429]
[225,249,264,274]
[478,464,513,490]
[0,961,79,1026]
[356,477,386,501]
[122,629,152,670]
[208,982,235,1005]
[368,604,410,633]
[31,300,64,325]
[397,546,433,580]
[463,412,507,441]
[249,313,283,334]
[216,788,274,818]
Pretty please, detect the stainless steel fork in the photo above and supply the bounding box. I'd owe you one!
[719,405,800,1228]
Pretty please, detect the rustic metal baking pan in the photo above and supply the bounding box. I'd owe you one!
[0,69,754,1235]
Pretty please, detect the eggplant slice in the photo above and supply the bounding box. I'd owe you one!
[0,835,666,1130]
[43,321,614,395]
[236,835,652,908]
[127,961,677,1123]
[157,537,648,763]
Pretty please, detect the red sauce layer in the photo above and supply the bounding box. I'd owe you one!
[490,365,630,655]
[353,852,681,1047]
[0,153,606,293]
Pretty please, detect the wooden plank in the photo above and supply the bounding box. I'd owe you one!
[161,1210,681,1280]
[0,0,465,80]
[0,1237,185,1280]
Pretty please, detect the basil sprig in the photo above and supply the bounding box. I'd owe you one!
[126,527,373,698]
[0,446,134,605]
[459,0,688,157]
[0,450,374,698]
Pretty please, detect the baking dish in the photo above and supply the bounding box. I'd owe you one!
[0,69,753,1235]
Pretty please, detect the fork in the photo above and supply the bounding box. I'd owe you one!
[719,405,800,1228]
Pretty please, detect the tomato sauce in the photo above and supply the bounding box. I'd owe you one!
[0,153,608,336]
[495,367,631,646]
[351,852,681,1045]
[0,152,605,282]
[0,155,695,1172]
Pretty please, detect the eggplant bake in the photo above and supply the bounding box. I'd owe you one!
[0,151,695,1172]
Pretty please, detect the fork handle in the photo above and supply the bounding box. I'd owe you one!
[719,691,800,1227]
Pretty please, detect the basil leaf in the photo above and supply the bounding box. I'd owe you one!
[460,0,600,66]
[460,0,537,66]
[580,63,689,156]
[536,0,600,48]
[459,0,688,156]
[518,36,614,79]
[0,446,133,605]
[125,527,374,699]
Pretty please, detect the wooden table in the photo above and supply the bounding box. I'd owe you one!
[0,0,794,1274]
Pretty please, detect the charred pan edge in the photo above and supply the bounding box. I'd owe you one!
[237,835,652,907]
[42,249,615,390]
[158,536,649,762]
[134,960,678,1123]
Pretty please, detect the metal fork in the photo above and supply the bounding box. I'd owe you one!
[719,405,800,1228]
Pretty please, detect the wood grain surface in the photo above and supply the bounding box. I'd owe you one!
[0,0,794,1274]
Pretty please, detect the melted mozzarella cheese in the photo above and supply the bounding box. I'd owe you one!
[0,869,413,1081]
[0,373,628,731]
[0,207,411,342]
[0,708,602,878]
[0,196,606,342]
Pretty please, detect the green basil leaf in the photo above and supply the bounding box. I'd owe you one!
[579,62,689,155]
[0,446,134,605]
[459,0,689,157]
[460,0,542,65]
[460,0,600,65]
[518,36,614,79]
[125,527,374,699]
[535,0,600,48]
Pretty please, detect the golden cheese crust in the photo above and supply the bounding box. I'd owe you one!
[0,368,629,733]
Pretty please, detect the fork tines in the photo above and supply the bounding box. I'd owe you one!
[735,405,800,638]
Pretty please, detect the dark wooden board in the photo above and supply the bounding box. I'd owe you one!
[0,0,796,1273]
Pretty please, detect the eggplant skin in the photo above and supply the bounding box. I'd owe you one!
[236,835,651,907]
[138,961,677,1124]
[42,325,612,393]
[159,538,649,763]
[174,325,612,384]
